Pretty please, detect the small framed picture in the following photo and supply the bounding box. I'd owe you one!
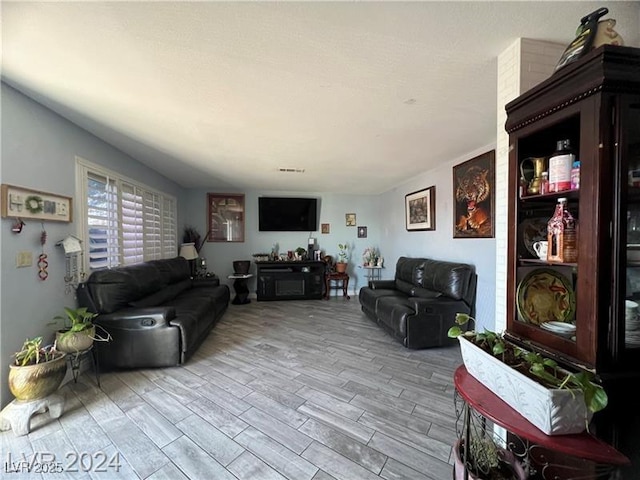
[321,223,330,234]
[358,226,367,238]
[405,186,435,231]
[346,213,356,226]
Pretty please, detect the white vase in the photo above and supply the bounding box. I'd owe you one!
[458,336,592,435]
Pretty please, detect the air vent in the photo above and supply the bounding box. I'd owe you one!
[278,167,305,173]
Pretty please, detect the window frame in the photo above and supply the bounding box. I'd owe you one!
[76,157,177,272]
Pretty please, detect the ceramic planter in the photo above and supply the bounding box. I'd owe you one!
[55,326,95,353]
[8,354,67,401]
[458,336,592,435]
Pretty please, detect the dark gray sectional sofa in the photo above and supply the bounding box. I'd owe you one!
[359,256,477,349]
[77,256,230,370]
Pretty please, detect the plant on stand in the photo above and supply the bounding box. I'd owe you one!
[453,434,526,480]
[362,247,378,266]
[449,313,608,435]
[336,243,349,273]
[50,306,111,354]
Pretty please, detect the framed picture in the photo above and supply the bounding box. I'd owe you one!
[453,150,495,238]
[207,193,245,242]
[321,223,330,234]
[405,186,435,231]
[1,184,72,222]
[358,226,367,238]
[345,213,356,226]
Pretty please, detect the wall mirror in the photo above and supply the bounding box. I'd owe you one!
[207,193,245,242]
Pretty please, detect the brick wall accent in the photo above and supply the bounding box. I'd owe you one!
[494,39,565,331]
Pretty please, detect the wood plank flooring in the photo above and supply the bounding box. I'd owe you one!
[1,298,464,479]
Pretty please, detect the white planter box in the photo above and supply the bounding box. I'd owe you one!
[458,336,592,435]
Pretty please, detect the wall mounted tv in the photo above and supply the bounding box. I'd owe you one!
[258,197,318,232]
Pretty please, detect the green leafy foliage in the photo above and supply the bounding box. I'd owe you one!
[13,337,60,366]
[52,306,97,333]
[337,243,349,263]
[448,313,608,415]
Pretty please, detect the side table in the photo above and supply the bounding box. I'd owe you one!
[359,265,383,283]
[453,365,629,479]
[324,272,350,300]
[228,274,253,304]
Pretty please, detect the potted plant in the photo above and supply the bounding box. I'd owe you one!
[453,435,526,480]
[50,306,110,353]
[448,313,608,435]
[336,243,349,273]
[295,247,307,260]
[362,247,378,266]
[8,337,67,401]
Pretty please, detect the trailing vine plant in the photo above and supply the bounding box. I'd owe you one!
[448,313,608,416]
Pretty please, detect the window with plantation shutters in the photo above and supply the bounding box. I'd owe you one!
[162,196,177,259]
[86,172,120,270]
[77,158,177,272]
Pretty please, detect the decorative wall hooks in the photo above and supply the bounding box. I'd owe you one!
[11,218,25,233]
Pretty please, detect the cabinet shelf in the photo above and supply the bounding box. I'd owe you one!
[519,259,577,268]
[520,189,579,202]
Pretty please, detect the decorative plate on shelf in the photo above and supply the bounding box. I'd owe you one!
[518,218,548,258]
[516,268,576,325]
[540,321,576,338]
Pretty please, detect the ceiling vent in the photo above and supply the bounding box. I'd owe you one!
[278,167,305,173]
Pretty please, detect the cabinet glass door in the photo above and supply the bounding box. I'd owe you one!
[622,98,640,360]
[510,110,582,362]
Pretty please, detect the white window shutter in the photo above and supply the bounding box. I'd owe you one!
[86,172,120,269]
[79,158,178,271]
[120,182,144,265]
[143,190,162,261]
[162,197,177,258]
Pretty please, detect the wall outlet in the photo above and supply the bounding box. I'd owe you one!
[16,251,33,268]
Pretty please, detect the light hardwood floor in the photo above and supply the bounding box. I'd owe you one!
[1,298,464,480]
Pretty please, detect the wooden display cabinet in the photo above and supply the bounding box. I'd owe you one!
[505,45,640,380]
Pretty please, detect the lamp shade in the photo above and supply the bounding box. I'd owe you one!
[179,243,198,260]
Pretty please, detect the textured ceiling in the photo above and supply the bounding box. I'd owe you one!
[2,2,639,194]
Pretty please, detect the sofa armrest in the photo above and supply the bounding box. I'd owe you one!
[369,280,396,290]
[408,296,472,316]
[95,307,177,329]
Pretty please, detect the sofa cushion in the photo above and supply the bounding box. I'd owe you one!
[359,287,405,314]
[395,257,426,286]
[376,296,415,338]
[128,279,192,308]
[395,279,415,296]
[149,257,191,284]
[421,259,474,302]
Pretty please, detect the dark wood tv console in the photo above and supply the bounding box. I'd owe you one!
[255,261,324,301]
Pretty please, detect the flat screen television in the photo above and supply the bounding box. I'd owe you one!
[259,197,318,232]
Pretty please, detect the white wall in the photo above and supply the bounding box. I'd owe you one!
[377,144,497,332]
[182,189,381,295]
[494,39,566,334]
[0,83,185,408]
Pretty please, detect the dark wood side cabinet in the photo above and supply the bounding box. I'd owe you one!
[505,45,640,474]
[255,261,324,301]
